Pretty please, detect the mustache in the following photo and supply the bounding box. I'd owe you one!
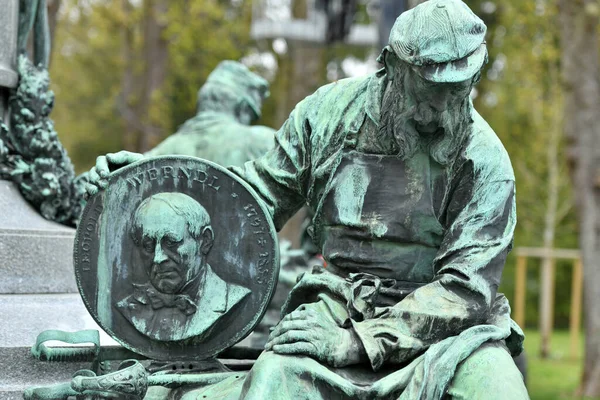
[412,102,436,125]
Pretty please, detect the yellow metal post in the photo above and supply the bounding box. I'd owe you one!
[570,258,583,359]
[514,255,527,328]
[548,258,556,339]
[540,257,556,358]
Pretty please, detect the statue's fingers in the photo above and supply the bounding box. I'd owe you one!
[274,319,312,332]
[271,311,309,339]
[89,167,100,183]
[272,342,318,357]
[282,309,309,323]
[267,330,280,344]
[268,320,313,342]
[87,168,108,192]
[107,151,143,167]
[266,329,312,349]
[84,183,98,198]
[95,156,110,178]
[106,152,124,167]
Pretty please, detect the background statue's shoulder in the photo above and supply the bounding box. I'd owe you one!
[247,125,277,143]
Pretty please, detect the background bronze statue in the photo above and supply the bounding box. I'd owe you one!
[145,60,275,166]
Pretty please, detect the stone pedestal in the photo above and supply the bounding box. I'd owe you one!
[0,180,78,294]
[0,180,114,398]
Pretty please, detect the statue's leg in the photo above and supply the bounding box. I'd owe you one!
[191,350,363,400]
[239,351,359,400]
[446,341,529,400]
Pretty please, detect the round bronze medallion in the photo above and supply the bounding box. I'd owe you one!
[75,156,279,360]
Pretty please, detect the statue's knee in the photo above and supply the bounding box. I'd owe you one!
[250,351,299,378]
[448,342,528,399]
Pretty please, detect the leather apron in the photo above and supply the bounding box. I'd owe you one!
[319,144,445,300]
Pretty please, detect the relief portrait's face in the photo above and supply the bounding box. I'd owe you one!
[135,202,203,294]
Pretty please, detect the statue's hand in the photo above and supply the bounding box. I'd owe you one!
[265,308,365,368]
[84,151,144,198]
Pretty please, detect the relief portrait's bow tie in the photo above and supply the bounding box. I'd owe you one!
[144,287,197,316]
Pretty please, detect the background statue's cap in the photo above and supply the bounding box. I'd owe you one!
[202,60,270,118]
[388,0,487,83]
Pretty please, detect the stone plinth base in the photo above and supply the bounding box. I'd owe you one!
[0,180,77,294]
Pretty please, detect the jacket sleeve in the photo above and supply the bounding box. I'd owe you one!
[351,163,517,371]
[230,103,311,231]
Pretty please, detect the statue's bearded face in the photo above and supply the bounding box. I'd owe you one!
[379,58,476,164]
[404,74,473,132]
[134,203,203,294]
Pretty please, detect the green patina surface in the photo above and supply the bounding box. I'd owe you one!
[17,0,50,69]
[0,54,86,226]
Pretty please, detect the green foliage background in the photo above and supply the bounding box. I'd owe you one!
[49,0,577,328]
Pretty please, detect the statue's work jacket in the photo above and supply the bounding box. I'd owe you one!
[232,70,523,380]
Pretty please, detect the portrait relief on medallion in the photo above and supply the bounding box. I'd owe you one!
[75,156,279,360]
[116,192,251,342]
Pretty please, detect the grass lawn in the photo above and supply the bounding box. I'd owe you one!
[524,330,598,400]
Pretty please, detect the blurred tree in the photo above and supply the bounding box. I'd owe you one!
[316,0,359,43]
[118,0,169,152]
[481,0,570,359]
[558,0,600,396]
[50,0,126,170]
[164,0,252,138]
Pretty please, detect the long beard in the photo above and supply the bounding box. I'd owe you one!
[378,81,473,166]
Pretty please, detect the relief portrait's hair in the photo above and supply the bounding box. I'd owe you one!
[130,192,212,244]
